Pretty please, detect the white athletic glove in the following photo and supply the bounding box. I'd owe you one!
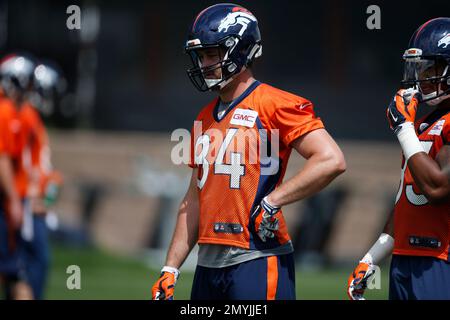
[251,196,280,242]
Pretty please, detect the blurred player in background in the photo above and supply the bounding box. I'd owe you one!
[348,18,450,300]
[152,3,346,300]
[0,53,36,299]
[19,61,64,299]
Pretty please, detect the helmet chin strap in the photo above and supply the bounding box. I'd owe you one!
[217,66,246,90]
[425,91,450,106]
[423,84,450,106]
[205,65,246,91]
[204,77,222,88]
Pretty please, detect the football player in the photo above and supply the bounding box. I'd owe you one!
[18,61,64,299]
[152,3,346,300]
[348,18,450,300]
[0,53,36,300]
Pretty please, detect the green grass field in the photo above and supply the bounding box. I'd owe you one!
[46,245,389,300]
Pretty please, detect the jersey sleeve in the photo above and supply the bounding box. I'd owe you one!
[271,100,324,147]
[0,112,11,155]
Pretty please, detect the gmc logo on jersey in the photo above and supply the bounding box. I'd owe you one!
[233,114,255,122]
[230,108,258,128]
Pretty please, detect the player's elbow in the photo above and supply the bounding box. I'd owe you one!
[326,149,346,177]
[335,154,347,176]
[419,177,450,204]
[314,149,346,180]
[423,187,450,204]
[418,172,450,203]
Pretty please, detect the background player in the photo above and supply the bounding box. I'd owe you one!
[152,3,346,300]
[0,53,36,300]
[347,18,450,300]
[19,61,64,299]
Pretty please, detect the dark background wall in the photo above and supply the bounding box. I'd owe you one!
[3,0,450,139]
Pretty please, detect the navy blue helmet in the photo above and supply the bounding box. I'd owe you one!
[402,18,450,105]
[185,3,262,92]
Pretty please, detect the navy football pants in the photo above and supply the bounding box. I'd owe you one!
[389,254,450,300]
[22,215,50,300]
[191,253,296,300]
[0,207,24,278]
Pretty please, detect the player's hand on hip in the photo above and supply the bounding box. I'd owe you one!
[251,196,280,242]
[151,266,180,300]
[347,262,377,300]
[386,88,420,132]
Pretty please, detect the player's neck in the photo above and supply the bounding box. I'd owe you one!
[14,99,26,110]
[437,98,450,110]
[219,70,256,103]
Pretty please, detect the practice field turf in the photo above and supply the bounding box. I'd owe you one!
[46,245,389,300]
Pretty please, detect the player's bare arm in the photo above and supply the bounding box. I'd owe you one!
[382,209,394,236]
[267,128,346,207]
[0,154,18,201]
[151,168,199,300]
[165,168,200,269]
[0,154,22,228]
[407,140,450,203]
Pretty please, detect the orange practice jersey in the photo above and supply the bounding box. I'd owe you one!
[188,81,324,249]
[0,98,30,198]
[393,108,450,261]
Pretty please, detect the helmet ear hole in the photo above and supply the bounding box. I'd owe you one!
[255,45,262,58]
[246,44,262,66]
[228,63,237,73]
[225,38,235,48]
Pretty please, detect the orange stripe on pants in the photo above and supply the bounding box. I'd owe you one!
[266,256,278,300]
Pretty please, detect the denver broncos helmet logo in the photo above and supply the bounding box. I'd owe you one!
[438,34,450,48]
[218,11,257,36]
